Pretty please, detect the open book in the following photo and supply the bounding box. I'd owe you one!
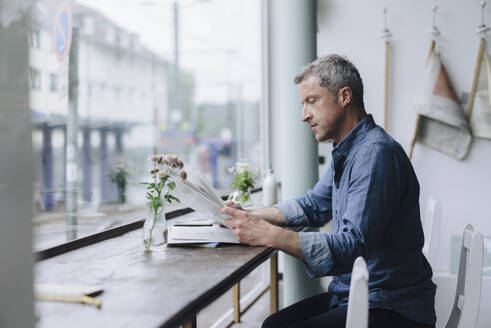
[172,170,231,227]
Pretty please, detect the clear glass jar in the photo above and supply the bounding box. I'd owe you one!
[227,190,252,207]
[143,206,167,250]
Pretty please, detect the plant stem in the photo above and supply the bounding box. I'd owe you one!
[146,206,158,250]
[146,171,159,250]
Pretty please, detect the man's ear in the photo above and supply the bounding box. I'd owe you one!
[338,87,352,106]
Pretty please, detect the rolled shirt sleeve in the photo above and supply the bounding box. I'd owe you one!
[274,199,309,226]
[274,166,335,277]
[299,231,333,277]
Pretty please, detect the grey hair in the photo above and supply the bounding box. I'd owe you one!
[294,54,364,107]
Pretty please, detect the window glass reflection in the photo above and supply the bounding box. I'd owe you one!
[30,0,261,250]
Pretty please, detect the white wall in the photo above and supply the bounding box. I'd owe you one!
[317,0,491,326]
[317,0,491,270]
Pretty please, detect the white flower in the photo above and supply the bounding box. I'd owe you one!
[229,161,258,178]
[235,162,252,174]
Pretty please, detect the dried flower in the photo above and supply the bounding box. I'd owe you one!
[142,153,185,210]
[142,153,185,250]
[161,154,180,168]
[157,170,167,179]
[148,154,162,162]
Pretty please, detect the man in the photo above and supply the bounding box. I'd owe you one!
[220,55,436,328]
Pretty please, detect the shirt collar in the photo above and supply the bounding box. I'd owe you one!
[332,114,376,159]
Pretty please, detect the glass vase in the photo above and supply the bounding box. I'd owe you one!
[143,206,167,250]
[227,190,252,207]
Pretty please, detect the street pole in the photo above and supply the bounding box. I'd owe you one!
[152,54,158,155]
[66,27,79,240]
[173,0,180,125]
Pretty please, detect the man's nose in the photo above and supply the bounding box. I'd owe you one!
[301,105,311,122]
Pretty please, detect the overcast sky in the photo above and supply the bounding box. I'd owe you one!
[76,0,262,104]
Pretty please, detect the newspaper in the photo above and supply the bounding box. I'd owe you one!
[172,170,231,227]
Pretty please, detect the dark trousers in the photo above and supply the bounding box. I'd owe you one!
[262,292,435,328]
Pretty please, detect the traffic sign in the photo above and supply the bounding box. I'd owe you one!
[53,2,72,62]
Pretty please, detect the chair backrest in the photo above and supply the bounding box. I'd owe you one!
[422,199,442,269]
[346,257,369,328]
[445,224,484,328]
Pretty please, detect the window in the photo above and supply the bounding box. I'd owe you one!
[29,0,261,255]
[28,28,41,49]
[83,15,95,35]
[28,67,41,90]
[49,73,58,92]
[24,2,263,323]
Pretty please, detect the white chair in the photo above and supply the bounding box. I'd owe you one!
[422,199,442,269]
[346,257,369,328]
[445,224,484,328]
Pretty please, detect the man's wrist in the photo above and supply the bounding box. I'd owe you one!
[251,207,286,226]
[265,226,304,260]
[266,225,295,249]
[265,225,280,248]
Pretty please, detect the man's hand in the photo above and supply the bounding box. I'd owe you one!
[221,201,288,227]
[220,204,305,260]
[224,200,245,211]
[220,205,275,246]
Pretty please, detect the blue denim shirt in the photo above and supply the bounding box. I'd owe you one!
[275,115,436,324]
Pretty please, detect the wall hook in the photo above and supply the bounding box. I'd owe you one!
[427,4,441,40]
[477,1,490,37]
[380,6,392,41]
